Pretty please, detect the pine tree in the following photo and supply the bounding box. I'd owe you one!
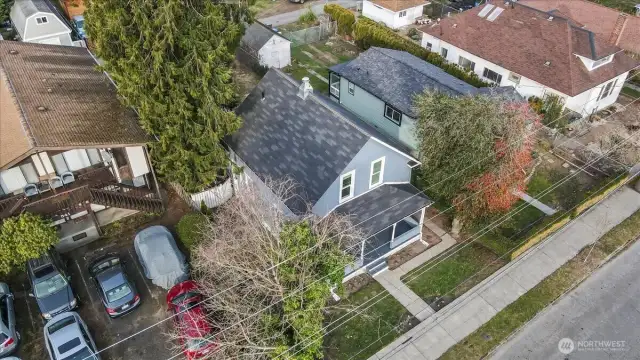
[0,0,14,23]
[85,0,249,192]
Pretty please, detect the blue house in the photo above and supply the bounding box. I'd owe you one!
[227,69,433,279]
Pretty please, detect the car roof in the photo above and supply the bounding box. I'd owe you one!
[45,313,87,358]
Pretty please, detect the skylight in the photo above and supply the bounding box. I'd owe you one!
[478,4,495,18]
[487,7,505,22]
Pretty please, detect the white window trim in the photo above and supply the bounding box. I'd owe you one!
[35,16,48,25]
[369,157,385,188]
[384,104,402,125]
[591,55,613,70]
[330,73,340,98]
[339,170,355,203]
[348,81,355,95]
[399,10,407,17]
[508,72,521,84]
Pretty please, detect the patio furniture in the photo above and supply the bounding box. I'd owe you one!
[24,184,39,197]
[37,181,51,194]
[61,172,75,185]
[49,176,64,190]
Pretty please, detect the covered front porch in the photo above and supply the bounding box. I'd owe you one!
[360,209,424,266]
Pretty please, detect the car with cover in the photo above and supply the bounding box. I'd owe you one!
[134,226,188,290]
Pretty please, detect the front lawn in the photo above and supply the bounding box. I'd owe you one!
[401,244,507,310]
[324,282,418,360]
[621,86,640,99]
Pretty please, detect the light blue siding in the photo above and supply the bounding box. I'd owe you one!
[312,138,414,216]
[337,78,418,150]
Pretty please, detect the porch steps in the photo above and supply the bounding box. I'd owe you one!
[367,258,389,277]
[90,186,163,213]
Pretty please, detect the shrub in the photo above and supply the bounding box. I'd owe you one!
[0,213,58,275]
[353,17,489,87]
[324,4,356,35]
[176,213,209,249]
[298,7,317,25]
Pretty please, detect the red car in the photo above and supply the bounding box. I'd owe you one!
[166,281,218,359]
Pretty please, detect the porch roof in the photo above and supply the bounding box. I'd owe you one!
[334,183,432,237]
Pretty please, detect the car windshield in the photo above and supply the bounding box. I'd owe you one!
[34,273,67,298]
[105,283,131,303]
[63,346,96,360]
[186,336,213,351]
[171,291,199,307]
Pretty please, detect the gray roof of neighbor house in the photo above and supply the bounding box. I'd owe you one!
[10,0,64,39]
[0,41,149,169]
[229,68,415,214]
[334,183,432,236]
[241,22,289,51]
[329,47,479,117]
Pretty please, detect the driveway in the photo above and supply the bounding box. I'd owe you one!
[259,0,359,26]
[491,238,640,360]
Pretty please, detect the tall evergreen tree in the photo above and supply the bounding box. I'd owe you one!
[0,0,14,23]
[85,0,248,192]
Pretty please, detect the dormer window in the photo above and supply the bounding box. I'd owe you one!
[591,55,613,70]
[36,16,48,24]
[369,157,385,188]
[339,170,355,202]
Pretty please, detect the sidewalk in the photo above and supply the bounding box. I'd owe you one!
[369,186,640,360]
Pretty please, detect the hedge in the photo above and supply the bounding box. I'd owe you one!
[176,212,209,249]
[324,4,355,36]
[353,17,489,87]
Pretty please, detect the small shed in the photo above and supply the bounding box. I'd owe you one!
[239,22,291,69]
[10,0,72,45]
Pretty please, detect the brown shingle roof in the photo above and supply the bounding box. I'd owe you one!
[369,0,428,12]
[419,2,639,96]
[0,70,32,169]
[0,41,149,169]
[520,0,640,54]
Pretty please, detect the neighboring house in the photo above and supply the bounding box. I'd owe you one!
[227,69,433,279]
[10,0,73,45]
[362,0,429,29]
[420,2,640,116]
[520,0,640,55]
[328,47,517,151]
[239,22,291,69]
[0,41,163,252]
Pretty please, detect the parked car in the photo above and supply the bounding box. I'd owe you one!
[167,281,218,359]
[88,254,140,318]
[43,312,99,360]
[134,226,188,290]
[27,252,77,320]
[72,15,86,39]
[0,282,18,357]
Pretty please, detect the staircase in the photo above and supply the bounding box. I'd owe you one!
[609,13,627,45]
[90,184,164,213]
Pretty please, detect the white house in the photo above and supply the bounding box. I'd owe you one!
[10,0,73,46]
[419,2,640,116]
[239,22,291,69]
[362,0,429,29]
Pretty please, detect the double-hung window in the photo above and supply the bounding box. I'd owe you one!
[329,73,340,98]
[440,47,448,59]
[399,10,407,17]
[425,42,433,51]
[339,170,355,202]
[348,81,355,95]
[597,79,617,101]
[369,157,384,188]
[458,56,475,71]
[384,104,402,125]
[482,68,503,84]
[36,16,48,24]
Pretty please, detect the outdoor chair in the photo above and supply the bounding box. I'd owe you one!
[24,184,39,197]
[49,176,64,190]
[61,172,75,185]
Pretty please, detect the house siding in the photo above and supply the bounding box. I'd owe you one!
[421,33,630,116]
[312,138,413,217]
[22,12,71,43]
[337,78,418,150]
[362,0,424,29]
[257,35,291,69]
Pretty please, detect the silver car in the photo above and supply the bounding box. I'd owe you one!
[0,282,18,357]
[43,312,100,360]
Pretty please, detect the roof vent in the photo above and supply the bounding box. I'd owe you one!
[37,106,48,112]
[8,50,18,55]
[548,16,554,21]
[261,90,265,101]
[453,23,458,28]
[47,88,53,93]
[544,61,551,66]
[297,77,313,100]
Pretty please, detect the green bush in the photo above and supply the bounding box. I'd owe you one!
[298,7,317,25]
[353,17,489,87]
[176,213,209,249]
[324,4,355,35]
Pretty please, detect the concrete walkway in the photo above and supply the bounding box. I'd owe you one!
[369,186,640,360]
[374,220,457,321]
[513,190,557,215]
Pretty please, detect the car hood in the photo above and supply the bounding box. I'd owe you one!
[37,285,74,314]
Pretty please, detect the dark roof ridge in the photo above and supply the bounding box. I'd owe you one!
[368,46,473,96]
[254,20,287,40]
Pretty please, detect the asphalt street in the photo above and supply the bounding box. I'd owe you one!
[259,0,359,26]
[491,238,640,360]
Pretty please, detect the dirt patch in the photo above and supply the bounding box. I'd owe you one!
[425,206,452,233]
[343,273,375,296]
[255,0,318,18]
[387,241,428,270]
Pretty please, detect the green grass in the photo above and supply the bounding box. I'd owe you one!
[402,244,507,305]
[441,208,640,360]
[591,0,638,13]
[324,282,418,360]
[621,86,640,99]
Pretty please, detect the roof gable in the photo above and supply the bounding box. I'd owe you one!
[241,22,288,51]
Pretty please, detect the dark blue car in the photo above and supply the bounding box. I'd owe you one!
[88,255,140,318]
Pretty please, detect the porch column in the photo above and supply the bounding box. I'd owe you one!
[419,207,426,226]
[144,145,163,201]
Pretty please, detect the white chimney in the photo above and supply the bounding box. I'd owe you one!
[298,77,313,100]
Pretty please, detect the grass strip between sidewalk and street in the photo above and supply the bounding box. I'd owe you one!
[440,207,640,360]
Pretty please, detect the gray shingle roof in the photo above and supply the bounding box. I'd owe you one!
[329,47,479,117]
[241,22,288,51]
[335,183,432,236]
[229,69,372,214]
